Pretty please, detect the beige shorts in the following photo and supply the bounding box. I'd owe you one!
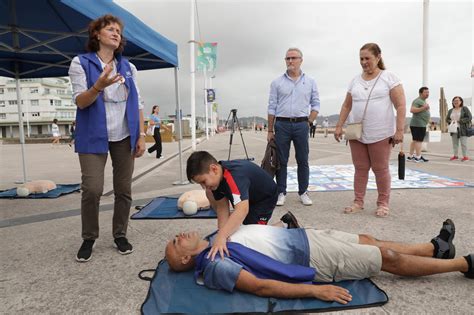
[305,229,382,282]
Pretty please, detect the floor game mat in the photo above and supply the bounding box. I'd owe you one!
[139,260,389,314]
[0,184,80,198]
[286,164,472,192]
[131,197,217,220]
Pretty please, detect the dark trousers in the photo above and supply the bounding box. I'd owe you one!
[274,120,310,195]
[78,137,134,240]
[310,126,316,138]
[147,128,162,158]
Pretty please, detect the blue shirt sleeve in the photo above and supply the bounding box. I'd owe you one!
[310,79,320,113]
[267,80,278,116]
[202,257,243,292]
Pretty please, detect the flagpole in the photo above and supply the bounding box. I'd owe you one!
[422,0,429,86]
[190,0,196,151]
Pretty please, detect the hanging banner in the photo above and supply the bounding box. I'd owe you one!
[197,42,217,72]
[206,89,215,103]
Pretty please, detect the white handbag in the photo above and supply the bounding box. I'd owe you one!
[345,71,383,140]
[448,121,458,134]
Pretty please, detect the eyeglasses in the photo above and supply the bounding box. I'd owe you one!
[285,57,301,61]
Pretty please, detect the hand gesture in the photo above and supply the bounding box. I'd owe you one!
[424,103,430,111]
[314,285,352,304]
[134,137,146,158]
[334,125,343,142]
[207,233,229,261]
[94,64,123,91]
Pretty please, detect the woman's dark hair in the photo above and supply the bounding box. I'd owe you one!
[452,96,464,108]
[151,105,159,114]
[360,43,385,70]
[53,119,58,124]
[87,14,126,54]
[186,151,218,182]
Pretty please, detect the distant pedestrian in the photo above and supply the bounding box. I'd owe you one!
[267,47,320,206]
[334,43,406,218]
[408,87,430,163]
[147,105,163,159]
[309,120,317,138]
[51,118,60,146]
[446,96,472,161]
[69,120,76,147]
[322,118,329,137]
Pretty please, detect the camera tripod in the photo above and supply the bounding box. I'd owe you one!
[225,109,252,161]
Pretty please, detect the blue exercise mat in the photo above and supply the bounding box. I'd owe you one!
[131,197,217,220]
[139,260,388,314]
[0,184,81,199]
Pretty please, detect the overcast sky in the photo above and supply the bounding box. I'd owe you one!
[116,0,472,119]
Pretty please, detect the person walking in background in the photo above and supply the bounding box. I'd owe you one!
[322,118,329,138]
[267,47,320,206]
[51,118,60,146]
[408,87,430,162]
[147,105,164,159]
[334,43,406,218]
[309,120,317,138]
[447,96,472,162]
[69,120,76,147]
[68,14,146,262]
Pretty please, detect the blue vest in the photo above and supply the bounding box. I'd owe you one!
[75,52,140,154]
[195,242,316,285]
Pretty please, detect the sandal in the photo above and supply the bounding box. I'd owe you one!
[375,206,390,218]
[343,204,364,214]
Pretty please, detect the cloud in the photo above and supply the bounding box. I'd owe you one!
[117,0,472,118]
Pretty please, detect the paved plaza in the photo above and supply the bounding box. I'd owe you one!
[1,131,473,314]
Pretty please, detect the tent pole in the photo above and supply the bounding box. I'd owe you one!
[173,67,189,185]
[15,68,28,183]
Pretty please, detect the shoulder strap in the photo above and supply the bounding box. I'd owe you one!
[360,70,383,122]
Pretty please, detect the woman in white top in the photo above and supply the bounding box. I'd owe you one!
[334,43,406,218]
[446,96,472,161]
[51,118,60,146]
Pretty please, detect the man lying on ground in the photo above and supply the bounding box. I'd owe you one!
[165,218,473,304]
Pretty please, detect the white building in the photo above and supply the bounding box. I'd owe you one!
[0,77,76,138]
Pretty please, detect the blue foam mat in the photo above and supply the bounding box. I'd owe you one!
[140,260,388,314]
[131,197,217,220]
[0,184,80,199]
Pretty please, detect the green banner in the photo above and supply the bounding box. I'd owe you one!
[197,42,217,72]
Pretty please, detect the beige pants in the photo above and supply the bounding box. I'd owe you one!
[79,137,134,240]
[306,229,382,282]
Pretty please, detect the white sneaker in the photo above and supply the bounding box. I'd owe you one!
[299,192,313,206]
[276,193,286,206]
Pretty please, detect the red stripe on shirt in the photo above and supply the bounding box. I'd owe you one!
[223,169,241,198]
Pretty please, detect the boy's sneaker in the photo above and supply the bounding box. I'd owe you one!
[299,192,313,206]
[276,193,286,206]
[449,156,459,161]
[461,157,469,162]
[419,156,429,162]
[280,211,300,229]
[76,240,95,262]
[431,219,455,259]
[463,254,474,279]
[114,237,134,255]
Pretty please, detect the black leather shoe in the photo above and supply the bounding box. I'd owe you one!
[280,211,300,229]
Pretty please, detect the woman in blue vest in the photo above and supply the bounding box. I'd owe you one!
[68,14,146,262]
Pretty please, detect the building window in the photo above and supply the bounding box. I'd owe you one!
[50,99,54,106]
[32,112,40,117]
[54,100,62,106]
[7,88,16,92]
[8,100,17,105]
[0,88,4,94]
[44,88,50,94]
[30,88,39,93]
[30,99,39,106]
[0,113,6,119]
[58,89,65,95]
[0,100,5,107]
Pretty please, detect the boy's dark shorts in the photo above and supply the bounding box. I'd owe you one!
[410,126,426,142]
[243,207,274,225]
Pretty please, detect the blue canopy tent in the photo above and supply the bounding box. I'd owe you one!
[0,0,187,184]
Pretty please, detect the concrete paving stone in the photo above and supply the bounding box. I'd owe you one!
[0,131,473,314]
